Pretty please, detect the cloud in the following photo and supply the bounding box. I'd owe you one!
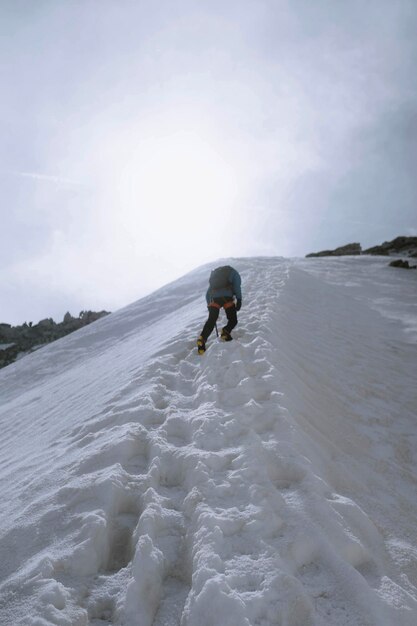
[9,171,80,186]
[1,0,417,323]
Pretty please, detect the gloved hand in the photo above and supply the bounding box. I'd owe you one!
[235,299,242,311]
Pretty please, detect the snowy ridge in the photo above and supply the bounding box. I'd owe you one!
[0,257,416,626]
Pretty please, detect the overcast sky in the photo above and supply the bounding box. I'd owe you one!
[1,0,416,325]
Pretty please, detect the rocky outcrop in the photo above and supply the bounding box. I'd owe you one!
[389,259,417,270]
[364,236,417,257]
[0,310,110,369]
[0,343,20,368]
[306,236,417,259]
[306,243,362,258]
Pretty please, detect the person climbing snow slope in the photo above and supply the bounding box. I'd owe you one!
[197,265,242,354]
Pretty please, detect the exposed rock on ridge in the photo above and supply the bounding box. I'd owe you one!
[306,243,361,258]
[306,236,417,259]
[363,236,417,257]
[0,310,110,369]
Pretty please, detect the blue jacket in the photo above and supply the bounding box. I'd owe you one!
[206,266,242,304]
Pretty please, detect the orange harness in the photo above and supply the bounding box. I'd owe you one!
[208,300,235,310]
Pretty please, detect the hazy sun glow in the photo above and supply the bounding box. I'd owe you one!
[109,130,240,261]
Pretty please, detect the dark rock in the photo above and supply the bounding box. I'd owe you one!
[0,310,111,369]
[306,243,362,258]
[306,236,417,259]
[364,236,417,257]
[0,343,19,367]
[389,259,417,269]
[306,249,335,258]
[63,311,74,323]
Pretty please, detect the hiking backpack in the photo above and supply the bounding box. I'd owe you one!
[209,266,233,292]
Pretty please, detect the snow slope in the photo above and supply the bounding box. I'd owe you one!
[0,256,416,626]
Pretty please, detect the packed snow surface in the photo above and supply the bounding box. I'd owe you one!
[0,256,416,626]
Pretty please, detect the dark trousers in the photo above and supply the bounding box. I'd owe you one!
[201,298,238,341]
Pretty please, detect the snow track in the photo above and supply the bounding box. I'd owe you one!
[0,257,416,625]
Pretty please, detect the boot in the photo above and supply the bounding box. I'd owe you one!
[220,328,233,342]
[197,335,206,354]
